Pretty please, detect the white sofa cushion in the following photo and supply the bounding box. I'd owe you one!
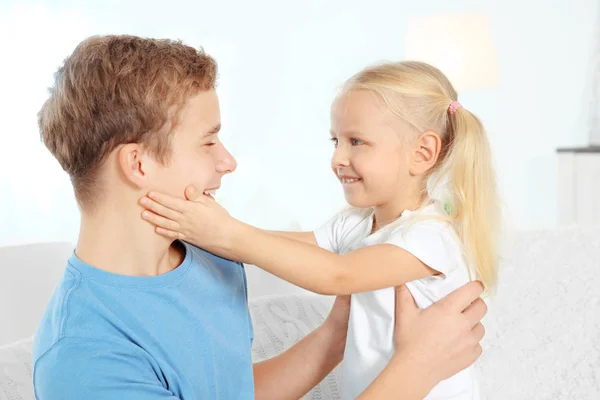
[477,226,600,399]
[0,242,73,346]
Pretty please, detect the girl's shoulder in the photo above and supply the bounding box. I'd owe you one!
[381,201,460,244]
[315,207,373,254]
[332,206,373,231]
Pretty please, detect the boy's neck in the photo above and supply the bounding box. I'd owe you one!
[75,202,185,277]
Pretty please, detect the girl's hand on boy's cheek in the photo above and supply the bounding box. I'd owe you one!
[139,186,237,249]
[184,185,203,201]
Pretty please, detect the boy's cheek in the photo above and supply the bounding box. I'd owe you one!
[146,172,186,199]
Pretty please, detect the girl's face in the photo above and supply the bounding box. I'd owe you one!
[330,89,414,209]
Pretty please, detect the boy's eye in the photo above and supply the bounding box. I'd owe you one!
[351,138,364,146]
[330,138,338,147]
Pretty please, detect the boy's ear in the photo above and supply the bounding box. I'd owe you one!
[117,144,153,189]
[409,131,442,176]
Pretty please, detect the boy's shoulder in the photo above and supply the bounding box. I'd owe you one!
[33,244,247,355]
[32,265,82,362]
[184,242,245,272]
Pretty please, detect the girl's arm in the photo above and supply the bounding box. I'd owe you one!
[266,231,318,246]
[198,231,317,263]
[139,191,436,294]
[224,221,437,295]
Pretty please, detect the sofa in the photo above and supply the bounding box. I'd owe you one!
[1,226,599,399]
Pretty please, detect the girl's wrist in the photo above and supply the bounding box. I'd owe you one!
[225,218,251,255]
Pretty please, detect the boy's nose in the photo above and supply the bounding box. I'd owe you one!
[216,146,237,174]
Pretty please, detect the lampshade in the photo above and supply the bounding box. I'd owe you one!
[405,12,500,91]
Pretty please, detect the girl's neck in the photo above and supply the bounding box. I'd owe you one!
[372,193,427,233]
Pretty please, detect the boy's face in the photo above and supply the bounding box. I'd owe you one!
[150,90,236,198]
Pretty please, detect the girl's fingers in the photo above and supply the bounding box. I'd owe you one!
[142,210,182,233]
[146,191,188,212]
[156,226,184,240]
[140,197,182,221]
[185,185,202,201]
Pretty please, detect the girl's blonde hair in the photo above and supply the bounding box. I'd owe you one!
[343,61,501,290]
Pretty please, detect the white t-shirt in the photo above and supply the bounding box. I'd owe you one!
[314,201,479,400]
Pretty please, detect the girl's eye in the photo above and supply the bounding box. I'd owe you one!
[351,138,364,146]
[330,138,338,147]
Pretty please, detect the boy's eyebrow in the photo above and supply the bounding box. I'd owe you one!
[205,124,221,135]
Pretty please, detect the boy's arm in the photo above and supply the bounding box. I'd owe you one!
[254,282,486,400]
[357,353,436,399]
[226,222,436,295]
[255,336,435,400]
[359,283,486,399]
[34,338,180,400]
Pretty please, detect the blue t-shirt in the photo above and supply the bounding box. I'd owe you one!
[32,242,254,400]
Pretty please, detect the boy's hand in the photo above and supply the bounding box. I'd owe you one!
[393,282,486,386]
[324,295,351,334]
[317,295,351,367]
[140,185,237,250]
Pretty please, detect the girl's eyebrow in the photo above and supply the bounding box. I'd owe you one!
[332,129,367,138]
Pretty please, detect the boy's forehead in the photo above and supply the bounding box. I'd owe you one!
[178,90,221,130]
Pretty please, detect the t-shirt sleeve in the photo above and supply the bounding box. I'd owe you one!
[313,208,359,254]
[34,338,180,400]
[384,221,460,277]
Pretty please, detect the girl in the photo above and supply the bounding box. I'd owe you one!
[140,61,500,399]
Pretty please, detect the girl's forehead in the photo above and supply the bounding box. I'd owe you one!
[332,89,383,112]
[332,92,392,125]
[331,99,415,144]
[331,94,401,136]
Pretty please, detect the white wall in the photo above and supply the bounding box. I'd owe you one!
[0,0,597,246]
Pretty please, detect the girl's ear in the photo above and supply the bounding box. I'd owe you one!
[410,131,441,176]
